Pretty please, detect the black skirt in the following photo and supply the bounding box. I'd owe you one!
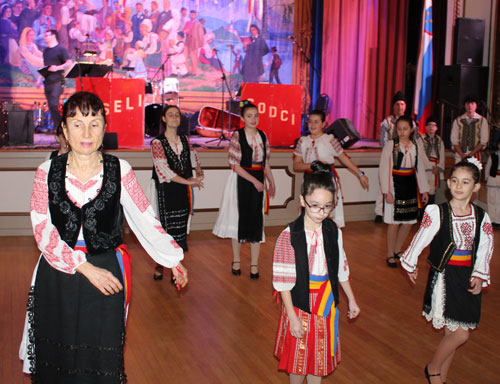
[392,168,420,221]
[156,178,190,252]
[28,250,126,384]
[423,265,482,327]
[237,168,264,242]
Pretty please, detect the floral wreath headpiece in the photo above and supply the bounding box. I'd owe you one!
[466,157,483,171]
[239,100,251,108]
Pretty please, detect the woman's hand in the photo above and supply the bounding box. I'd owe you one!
[422,192,429,205]
[359,175,369,190]
[289,314,305,338]
[77,261,123,296]
[408,268,418,284]
[468,277,483,295]
[385,192,394,204]
[267,179,276,198]
[347,299,360,319]
[189,177,204,189]
[253,179,265,192]
[171,262,188,288]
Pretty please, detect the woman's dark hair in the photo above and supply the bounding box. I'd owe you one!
[450,160,481,184]
[161,105,181,129]
[309,109,326,123]
[395,115,414,139]
[301,161,337,205]
[56,122,64,136]
[62,91,106,125]
[240,100,258,117]
[1,6,12,18]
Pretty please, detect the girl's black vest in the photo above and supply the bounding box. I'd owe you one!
[238,129,267,167]
[289,214,340,313]
[392,137,418,170]
[428,202,485,272]
[490,153,499,178]
[152,134,193,183]
[48,152,124,254]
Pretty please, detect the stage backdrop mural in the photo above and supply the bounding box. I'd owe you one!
[0,0,294,99]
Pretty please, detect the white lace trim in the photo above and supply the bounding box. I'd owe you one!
[423,312,478,331]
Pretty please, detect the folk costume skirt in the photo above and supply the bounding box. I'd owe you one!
[384,167,421,224]
[274,275,340,377]
[237,163,265,242]
[423,250,481,331]
[156,175,193,252]
[20,242,131,384]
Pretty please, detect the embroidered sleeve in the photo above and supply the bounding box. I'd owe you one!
[337,227,350,282]
[188,138,201,167]
[272,227,296,291]
[293,136,305,158]
[120,160,184,268]
[400,204,441,272]
[379,118,389,147]
[416,142,430,193]
[450,119,459,146]
[378,141,393,194]
[151,139,177,183]
[228,131,241,166]
[480,117,489,146]
[471,213,494,287]
[328,134,344,156]
[30,162,87,274]
[264,133,271,162]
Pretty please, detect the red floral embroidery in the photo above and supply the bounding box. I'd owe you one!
[30,168,48,214]
[67,177,98,192]
[420,212,432,228]
[170,239,181,249]
[123,168,151,213]
[155,225,167,234]
[460,222,474,249]
[34,220,47,245]
[482,222,493,236]
[45,227,59,256]
[61,244,76,270]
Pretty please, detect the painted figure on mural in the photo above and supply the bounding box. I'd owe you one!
[241,24,269,83]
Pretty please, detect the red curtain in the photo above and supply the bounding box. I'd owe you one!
[321,0,409,140]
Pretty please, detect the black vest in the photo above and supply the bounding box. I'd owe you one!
[238,129,267,167]
[490,153,499,178]
[48,152,124,254]
[392,137,418,170]
[152,134,193,182]
[427,202,485,272]
[289,214,340,313]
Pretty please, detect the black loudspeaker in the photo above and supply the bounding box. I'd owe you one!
[145,103,163,137]
[8,110,34,145]
[454,18,485,65]
[439,65,488,107]
[324,118,360,149]
[103,132,118,149]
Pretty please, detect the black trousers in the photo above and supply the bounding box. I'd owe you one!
[44,80,63,131]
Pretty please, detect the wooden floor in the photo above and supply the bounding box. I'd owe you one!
[2,222,499,384]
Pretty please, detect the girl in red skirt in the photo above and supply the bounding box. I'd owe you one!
[273,161,360,383]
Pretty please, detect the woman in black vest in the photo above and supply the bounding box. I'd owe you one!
[20,91,188,383]
[150,104,204,280]
[401,160,494,384]
[273,161,360,381]
[213,100,276,278]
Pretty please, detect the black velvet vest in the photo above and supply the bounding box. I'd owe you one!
[392,137,418,170]
[289,214,340,313]
[427,202,484,272]
[152,134,193,183]
[490,153,499,178]
[48,152,124,254]
[238,129,267,167]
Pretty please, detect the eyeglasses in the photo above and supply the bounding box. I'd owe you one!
[303,199,334,214]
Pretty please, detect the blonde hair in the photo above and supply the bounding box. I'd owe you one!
[19,27,35,46]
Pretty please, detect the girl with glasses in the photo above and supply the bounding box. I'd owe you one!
[273,161,360,383]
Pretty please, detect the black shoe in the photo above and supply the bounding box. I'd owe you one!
[424,364,441,384]
[231,261,241,276]
[374,215,383,223]
[153,265,163,281]
[386,256,398,268]
[393,252,401,260]
[250,265,259,279]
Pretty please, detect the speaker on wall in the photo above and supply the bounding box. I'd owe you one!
[324,118,360,149]
[438,64,488,108]
[8,110,34,145]
[454,18,485,65]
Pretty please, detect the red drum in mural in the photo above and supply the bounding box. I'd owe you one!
[240,83,302,147]
[77,78,145,148]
